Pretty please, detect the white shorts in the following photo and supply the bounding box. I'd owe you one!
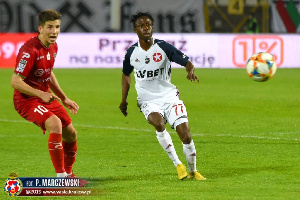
[139,99,188,129]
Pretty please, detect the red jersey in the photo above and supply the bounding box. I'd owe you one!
[14,36,58,101]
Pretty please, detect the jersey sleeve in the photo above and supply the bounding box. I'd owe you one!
[14,45,36,78]
[122,46,135,76]
[157,40,189,67]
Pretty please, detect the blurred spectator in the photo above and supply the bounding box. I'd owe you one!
[246,13,259,33]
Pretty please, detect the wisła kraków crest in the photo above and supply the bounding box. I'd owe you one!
[3,172,23,196]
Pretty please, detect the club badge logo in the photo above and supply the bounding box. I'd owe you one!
[3,172,23,196]
[153,52,162,62]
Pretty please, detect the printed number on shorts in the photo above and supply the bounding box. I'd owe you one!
[34,105,49,115]
[173,104,184,116]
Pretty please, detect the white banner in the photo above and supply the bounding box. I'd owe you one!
[54,33,300,68]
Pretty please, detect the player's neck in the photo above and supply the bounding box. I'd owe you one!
[139,38,153,51]
[37,35,50,48]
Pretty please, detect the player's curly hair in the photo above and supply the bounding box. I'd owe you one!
[130,11,154,28]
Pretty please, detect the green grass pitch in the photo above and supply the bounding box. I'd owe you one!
[0,68,299,199]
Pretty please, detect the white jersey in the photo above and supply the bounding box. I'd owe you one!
[123,39,189,105]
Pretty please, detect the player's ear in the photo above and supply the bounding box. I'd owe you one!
[38,25,42,33]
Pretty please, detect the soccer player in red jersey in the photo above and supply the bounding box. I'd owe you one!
[11,10,78,177]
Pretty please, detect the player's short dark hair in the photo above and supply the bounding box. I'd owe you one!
[38,9,61,26]
[130,11,154,28]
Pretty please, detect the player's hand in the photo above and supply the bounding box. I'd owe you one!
[119,101,128,117]
[40,92,61,103]
[185,61,199,83]
[186,71,199,83]
[62,98,79,115]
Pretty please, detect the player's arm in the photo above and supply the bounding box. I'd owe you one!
[11,73,61,103]
[119,47,134,117]
[49,71,67,101]
[119,73,131,117]
[50,71,79,115]
[185,60,199,83]
[157,41,199,83]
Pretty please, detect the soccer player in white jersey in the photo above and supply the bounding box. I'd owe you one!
[119,11,206,181]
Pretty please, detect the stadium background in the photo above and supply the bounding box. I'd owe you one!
[0,0,300,69]
[0,0,299,199]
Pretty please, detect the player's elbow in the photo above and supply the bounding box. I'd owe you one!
[122,73,131,85]
[11,77,17,89]
[11,74,22,89]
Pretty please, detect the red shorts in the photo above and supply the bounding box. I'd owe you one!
[14,97,72,133]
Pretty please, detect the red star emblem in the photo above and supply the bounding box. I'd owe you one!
[153,53,162,62]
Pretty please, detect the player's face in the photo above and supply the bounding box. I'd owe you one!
[134,16,153,42]
[38,20,61,47]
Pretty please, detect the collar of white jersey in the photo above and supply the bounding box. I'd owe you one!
[137,38,157,48]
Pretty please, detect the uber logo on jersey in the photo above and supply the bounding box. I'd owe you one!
[145,56,150,64]
[16,59,27,73]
